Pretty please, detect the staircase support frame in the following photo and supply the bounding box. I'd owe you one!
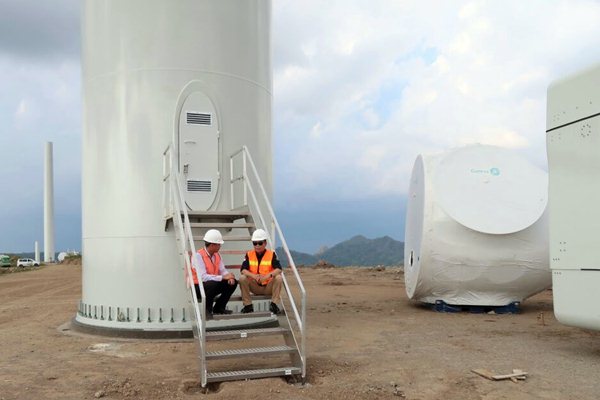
[230,146,307,380]
[163,144,208,387]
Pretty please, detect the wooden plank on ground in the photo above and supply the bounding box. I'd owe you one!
[471,369,528,381]
[491,371,528,380]
[471,369,496,380]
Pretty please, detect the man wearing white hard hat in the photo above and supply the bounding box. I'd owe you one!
[192,229,237,317]
[239,229,283,315]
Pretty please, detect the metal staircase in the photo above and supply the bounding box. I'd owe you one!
[162,144,306,387]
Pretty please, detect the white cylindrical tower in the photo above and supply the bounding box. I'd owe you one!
[77,0,272,332]
[44,142,55,263]
[404,145,551,306]
[35,241,39,264]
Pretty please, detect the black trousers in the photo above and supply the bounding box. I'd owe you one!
[194,280,238,313]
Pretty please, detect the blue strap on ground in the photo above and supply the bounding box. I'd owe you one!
[429,300,521,314]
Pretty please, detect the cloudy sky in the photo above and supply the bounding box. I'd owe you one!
[1,0,599,253]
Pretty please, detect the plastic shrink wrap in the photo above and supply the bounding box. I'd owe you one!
[404,145,550,305]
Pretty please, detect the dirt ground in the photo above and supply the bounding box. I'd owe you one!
[1,264,600,400]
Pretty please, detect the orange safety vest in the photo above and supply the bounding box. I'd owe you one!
[191,248,221,284]
[247,250,274,286]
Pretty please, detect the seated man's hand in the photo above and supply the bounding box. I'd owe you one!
[223,272,235,281]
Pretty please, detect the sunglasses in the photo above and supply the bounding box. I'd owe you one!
[252,241,265,246]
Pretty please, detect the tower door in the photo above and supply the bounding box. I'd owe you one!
[178,91,220,211]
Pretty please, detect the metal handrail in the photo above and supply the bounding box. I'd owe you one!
[163,143,208,387]
[229,145,307,379]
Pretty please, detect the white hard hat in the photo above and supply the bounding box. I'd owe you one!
[203,229,224,244]
[251,229,269,242]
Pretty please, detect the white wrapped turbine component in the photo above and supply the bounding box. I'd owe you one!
[404,145,551,306]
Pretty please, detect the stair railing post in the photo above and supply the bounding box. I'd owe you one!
[229,153,234,210]
[271,220,277,250]
[162,144,173,219]
[302,284,307,378]
[243,172,269,237]
[229,148,248,210]
[242,149,248,207]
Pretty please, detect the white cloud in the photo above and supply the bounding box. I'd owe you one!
[358,145,388,170]
[458,128,529,149]
[309,121,322,139]
[273,0,600,204]
[0,0,80,60]
[15,98,27,119]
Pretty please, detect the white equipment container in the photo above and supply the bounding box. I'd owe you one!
[547,63,600,330]
[404,145,551,306]
[77,0,272,332]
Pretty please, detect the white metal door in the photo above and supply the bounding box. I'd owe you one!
[178,91,220,211]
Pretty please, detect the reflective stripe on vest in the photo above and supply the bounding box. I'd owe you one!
[247,250,274,286]
[198,248,221,278]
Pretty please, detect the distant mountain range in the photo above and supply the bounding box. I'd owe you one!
[277,235,404,267]
[3,236,405,267]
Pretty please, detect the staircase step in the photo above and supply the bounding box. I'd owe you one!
[206,327,288,340]
[194,235,251,242]
[206,345,296,360]
[212,311,272,321]
[165,208,252,231]
[223,235,252,241]
[189,222,255,229]
[184,209,251,221]
[207,366,301,382]
[228,295,271,302]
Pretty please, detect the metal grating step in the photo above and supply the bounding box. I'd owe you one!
[184,209,251,221]
[228,295,271,302]
[194,235,251,242]
[212,311,272,321]
[164,209,252,231]
[207,366,301,382]
[206,345,296,360]
[206,327,288,340]
[189,222,255,229]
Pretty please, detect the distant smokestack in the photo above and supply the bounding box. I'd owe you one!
[44,142,55,262]
[35,241,39,263]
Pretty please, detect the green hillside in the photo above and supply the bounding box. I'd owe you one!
[277,235,404,267]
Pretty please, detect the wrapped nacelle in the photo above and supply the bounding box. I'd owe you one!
[404,145,551,305]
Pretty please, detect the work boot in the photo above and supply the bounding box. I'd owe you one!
[269,302,280,315]
[241,304,254,314]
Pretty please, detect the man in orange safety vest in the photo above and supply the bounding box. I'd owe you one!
[239,229,283,315]
[192,229,237,317]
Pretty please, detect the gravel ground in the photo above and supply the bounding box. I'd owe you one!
[0,264,599,399]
